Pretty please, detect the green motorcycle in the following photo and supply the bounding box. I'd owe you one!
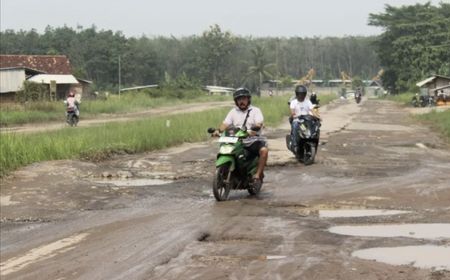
[207,126,263,201]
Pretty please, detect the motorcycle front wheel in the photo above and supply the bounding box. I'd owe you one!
[303,143,316,165]
[213,164,232,201]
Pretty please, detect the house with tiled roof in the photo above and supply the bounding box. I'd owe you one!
[0,55,72,74]
[0,55,91,101]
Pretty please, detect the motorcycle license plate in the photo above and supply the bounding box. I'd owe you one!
[218,136,238,143]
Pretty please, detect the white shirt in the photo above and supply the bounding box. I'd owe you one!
[290,98,314,117]
[66,97,77,109]
[224,105,264,132]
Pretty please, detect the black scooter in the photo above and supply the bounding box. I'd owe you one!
[286,115,321,165]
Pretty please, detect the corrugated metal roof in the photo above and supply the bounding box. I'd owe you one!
[28,74,79,84]
[120,85,158,92]
[416,76,436,87]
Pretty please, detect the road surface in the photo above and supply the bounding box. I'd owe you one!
[1,97,449,279]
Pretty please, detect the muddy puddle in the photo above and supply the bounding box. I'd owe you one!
[352,245,450,270]
[93,178,173,187]
[329,223,450,239]
[319,209,411,218]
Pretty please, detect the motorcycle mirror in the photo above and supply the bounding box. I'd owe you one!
[241,126,247,132]
[207,128,216,134]
[251,126,261,132]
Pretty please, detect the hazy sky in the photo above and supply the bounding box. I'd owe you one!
[0,0,447,38]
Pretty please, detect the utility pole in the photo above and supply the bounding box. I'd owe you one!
[118,55,121,98]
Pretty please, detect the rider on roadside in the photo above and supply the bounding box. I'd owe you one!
[289,85,318,152]
[214,88,268,186]
[65,90,80,119]
[310,91,319,105]
[355,87,362,100]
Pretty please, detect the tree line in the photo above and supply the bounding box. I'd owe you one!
[369,2,450,93]
[1,2,447,93]
[0,25,379,91]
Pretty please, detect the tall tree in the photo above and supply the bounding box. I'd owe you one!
[199,24,235,85]
[245,45,276,95]
[369,2,450,92]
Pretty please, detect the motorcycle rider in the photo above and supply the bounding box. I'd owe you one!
[310,91,319,105]
[65,90,80,122]
[355,88,362,102]
[289,85,318,152]
[215,88,268,186]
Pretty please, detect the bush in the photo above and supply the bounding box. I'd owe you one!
[16,81,49,102]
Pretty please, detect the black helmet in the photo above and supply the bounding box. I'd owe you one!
[295,85,308,96]
[233,87,251,105]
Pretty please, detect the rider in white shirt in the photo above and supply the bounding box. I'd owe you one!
[217,88,268,185]
[289,85,315,151]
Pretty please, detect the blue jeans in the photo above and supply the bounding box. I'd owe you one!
[291,120,300,150]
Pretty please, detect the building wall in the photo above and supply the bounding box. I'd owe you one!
[0,69,25,93]
[424,77,450,95]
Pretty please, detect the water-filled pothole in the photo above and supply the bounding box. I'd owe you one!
[319,209,411,218]
[352,245,450,270]
[329,223,450,239]
[93,178,172,187]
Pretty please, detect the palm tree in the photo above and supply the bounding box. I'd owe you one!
[245,45,276,96]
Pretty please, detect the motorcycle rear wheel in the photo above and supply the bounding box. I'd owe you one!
[213,164,231,201]
[67,114,78,127]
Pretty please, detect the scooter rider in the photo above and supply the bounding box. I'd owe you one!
[65,90,80,119]
[310,91,319,105]
[289,85,317,152]
[215,88,268,185]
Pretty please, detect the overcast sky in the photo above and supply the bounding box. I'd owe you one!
[0,0,447,38]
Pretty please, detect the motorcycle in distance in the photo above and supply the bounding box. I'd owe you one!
[286,111,321,165]
[355,92,362,104]
[64,101,79,127]
[207,126,262,201]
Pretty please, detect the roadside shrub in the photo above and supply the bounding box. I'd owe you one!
[16,81,49,102]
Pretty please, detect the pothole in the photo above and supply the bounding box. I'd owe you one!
[93,178,173,187]
[319,209,411,218]
[352,245,450,270]
[328,223,450,239]
[197,232,210,242]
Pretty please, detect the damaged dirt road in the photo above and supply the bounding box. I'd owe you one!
[1,97,450,279]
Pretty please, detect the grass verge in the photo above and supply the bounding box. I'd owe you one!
[414,110,450,142]
[1,96,303,176]
[0,93,228,126]
[381,92,450,142]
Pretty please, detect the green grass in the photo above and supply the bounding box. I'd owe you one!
[415,110,450,142]
[379,92,450,142]
[0,92,228,126]
[317,93,337,106]
[0,96,295,176]
[379,92,415,105]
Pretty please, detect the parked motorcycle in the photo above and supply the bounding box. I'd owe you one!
[207,126,262,201]
[411,96,419,107]
[286,115,321,165]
